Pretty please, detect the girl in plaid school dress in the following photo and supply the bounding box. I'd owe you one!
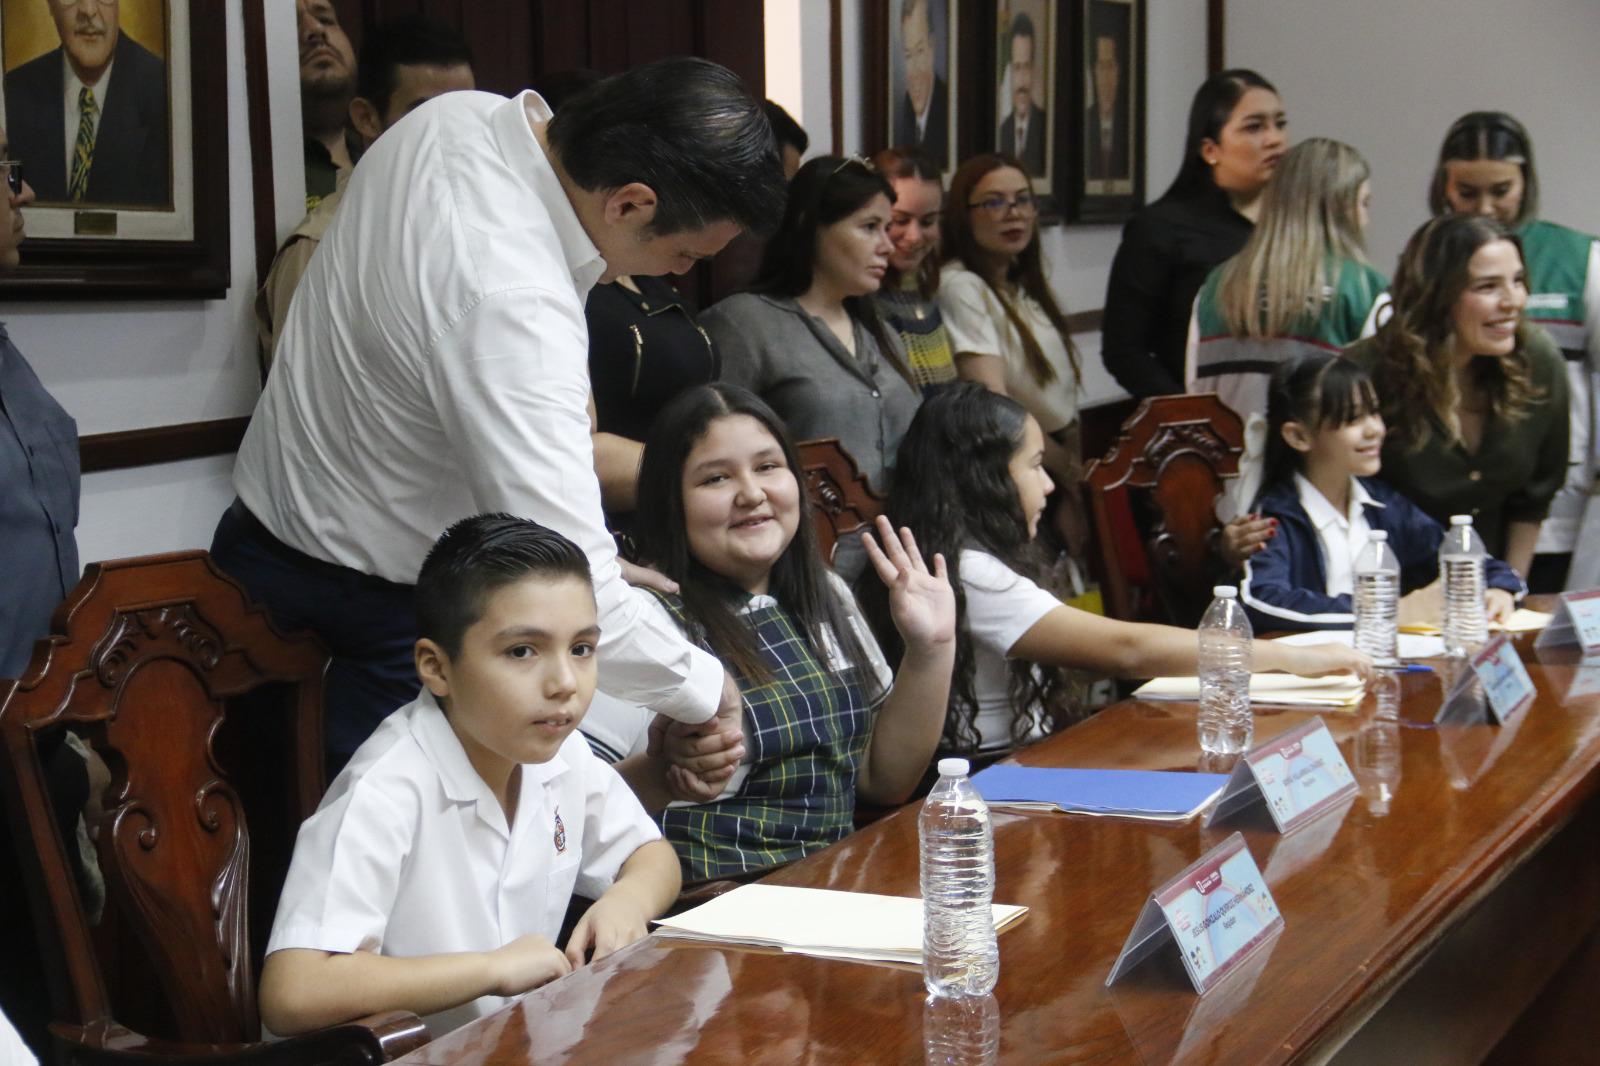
[615,383,957,882]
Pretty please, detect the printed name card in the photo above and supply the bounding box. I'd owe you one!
[1435,634,1536,725]
[1203,718,1357,832]
[1533,589,1600,654]
[1105,833,1283,995]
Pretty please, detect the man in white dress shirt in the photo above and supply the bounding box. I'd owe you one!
[211,58,784,774]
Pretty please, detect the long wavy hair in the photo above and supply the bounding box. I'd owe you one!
[871,145,944,299]
[940,154,1082,389]
[1365,214,1540,451]
[1161,68,1279,202]
[862,382,1077,752]
[754,155,916,388]
[635,383,880,696]
[1259,353,1382,499]
[1427,111,1539,225]
[1216,138,1370,339]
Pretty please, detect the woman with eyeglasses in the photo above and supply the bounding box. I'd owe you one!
[1428,112,1600,592]
[938,153,1085,555]
[701,155,922,579]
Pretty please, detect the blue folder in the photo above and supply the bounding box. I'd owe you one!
[971,764,1228,821]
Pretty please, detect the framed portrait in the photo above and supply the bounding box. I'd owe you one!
[0,0,228,298]
[885,0,958,174]
[1062,0,1145,223]
[994,0,1056,195]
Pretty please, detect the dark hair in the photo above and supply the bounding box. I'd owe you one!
[634,384,880,695]
[872,145,944,298]
[354,15,474,116]
[755,155,916,387]
[1367,214,1540,451]
[415,514,592,659]
[1009,11,1036,45]
[547,57,787,236]
[531,67,603,112]
[1260,353,1381,496]
[763,99,809,156]
[1162,68,1279,201]
[941,154,1082,388]
[864,383,1077,752]
[1428,111,1540,224]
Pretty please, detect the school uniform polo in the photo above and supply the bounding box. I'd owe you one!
[958,551,1064,752]
[1294,474,1375,597]
[1186,256,1390,512]
[267,690,660,1036]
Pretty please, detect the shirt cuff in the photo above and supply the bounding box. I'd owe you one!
[646,644,722,725]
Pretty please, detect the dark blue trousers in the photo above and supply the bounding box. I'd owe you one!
[210,500,419,759]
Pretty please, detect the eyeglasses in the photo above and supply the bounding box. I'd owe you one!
[0,161,22,198]
[967,193,1037,218]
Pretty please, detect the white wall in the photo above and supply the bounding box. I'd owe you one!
[1227,0,1600,273]
[6,1,301,566]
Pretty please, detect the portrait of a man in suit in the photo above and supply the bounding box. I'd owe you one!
[4,0,171,207]
[891,0,948,163]
[1085,2,1131,182]
[997,11,1046,177]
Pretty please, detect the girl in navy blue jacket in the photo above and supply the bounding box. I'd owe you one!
[1241,352,1524,632]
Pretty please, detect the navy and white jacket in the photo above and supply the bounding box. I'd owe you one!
[1241,476,1525,632]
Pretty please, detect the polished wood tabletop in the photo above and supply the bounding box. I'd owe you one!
[397,634,1600,1065]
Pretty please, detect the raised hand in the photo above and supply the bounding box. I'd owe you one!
[860,515,955,656]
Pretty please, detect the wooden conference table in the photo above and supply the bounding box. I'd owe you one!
[397,631,1600,1064]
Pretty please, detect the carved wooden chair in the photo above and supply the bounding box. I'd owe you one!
[0,552,429,1064]
[797,437,886,562]
[1084,395,1244,626]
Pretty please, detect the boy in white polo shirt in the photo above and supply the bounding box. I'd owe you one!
[260,514,681,1038]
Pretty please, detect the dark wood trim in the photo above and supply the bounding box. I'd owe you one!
[243,0,278,291]
[1066,308,1104,334]
[1207,0,1225,74]
[73,308,1105,476]
[79,417,250,474]
[829,0,844,154]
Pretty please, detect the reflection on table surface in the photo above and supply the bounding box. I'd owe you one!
[398,629,1600,1065]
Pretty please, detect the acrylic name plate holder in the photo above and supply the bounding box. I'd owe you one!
[1203,718,1357,832]
[1533,589,1600,654]
[1105,833,1284,995]
[1434,633,1536,725]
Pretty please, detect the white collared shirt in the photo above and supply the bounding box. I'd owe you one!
[1295,473,1376,597]
[267,690,661,1036]
[233,90,720,723]
[61,54,114,178]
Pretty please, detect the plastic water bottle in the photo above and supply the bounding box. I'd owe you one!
[1353,530,1400,665]
[1440,515,1487,657]
[924,992,1000,1065]
[920,757,998,997]
[1197,586,1253,755]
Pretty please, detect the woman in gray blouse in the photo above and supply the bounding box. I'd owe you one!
[701,157,923,579]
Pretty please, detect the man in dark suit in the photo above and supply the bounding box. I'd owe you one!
[997,12,1046,176]
[1085,31,1130,181]
[4,0,170,207]
[891,0,947,162]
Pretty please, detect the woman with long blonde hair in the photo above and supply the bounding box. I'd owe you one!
[1186,137,1389,535]
[1345,215,1566,575]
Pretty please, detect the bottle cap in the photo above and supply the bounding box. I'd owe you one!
[937,757,970,778]
[1368,530,1388,542]
[1450,515,1473,526]
[1212,586,1238,599]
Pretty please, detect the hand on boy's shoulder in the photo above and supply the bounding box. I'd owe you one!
[487,933,571,996]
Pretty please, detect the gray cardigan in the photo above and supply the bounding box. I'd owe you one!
[700,293,923,492]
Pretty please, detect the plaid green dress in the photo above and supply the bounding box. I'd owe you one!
[653,587,886,881]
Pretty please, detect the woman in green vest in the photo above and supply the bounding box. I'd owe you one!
[1345,214,1568,577]
[1429,112,1600,591]
[1186,137,1389,534]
